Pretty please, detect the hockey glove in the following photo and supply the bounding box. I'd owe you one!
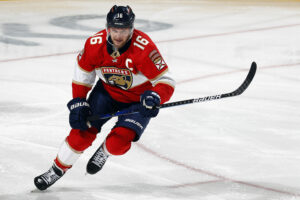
[140,90,161,118]
[67,98,92,131]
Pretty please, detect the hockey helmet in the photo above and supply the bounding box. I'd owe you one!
[106,5,135,28]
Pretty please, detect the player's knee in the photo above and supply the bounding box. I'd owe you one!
[105,127,136,156]
[67,127,98,152]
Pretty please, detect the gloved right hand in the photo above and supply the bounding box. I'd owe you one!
[67,98,92,131]
[139,90,161,118]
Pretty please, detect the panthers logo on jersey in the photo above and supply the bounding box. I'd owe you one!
[101,66,133,90]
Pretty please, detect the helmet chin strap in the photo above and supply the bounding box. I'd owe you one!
[106,27,134,50]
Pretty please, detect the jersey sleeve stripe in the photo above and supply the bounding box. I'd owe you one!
[149,68,168,82]
[150,69,176,88]
[72,80,93,88]
[73,62,96,86]
[153,77,176,88]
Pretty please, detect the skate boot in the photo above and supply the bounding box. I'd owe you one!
[86,144,109,174]
[34,163,64,191]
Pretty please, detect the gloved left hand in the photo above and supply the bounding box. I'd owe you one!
[140,90,161,118]
[67,98,92,130]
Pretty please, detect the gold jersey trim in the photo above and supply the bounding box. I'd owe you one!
[72,80,93,88]
[149,68,169,82]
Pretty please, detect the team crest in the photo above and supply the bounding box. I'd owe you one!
[149,49,166,70]
[101,67,133,90]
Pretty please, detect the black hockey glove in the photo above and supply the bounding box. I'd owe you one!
[67,98,92,131]
[140,90,161,118]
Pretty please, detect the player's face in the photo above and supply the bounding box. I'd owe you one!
[109,27,131,49]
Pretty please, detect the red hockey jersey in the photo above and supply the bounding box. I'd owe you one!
[72,29,175,104]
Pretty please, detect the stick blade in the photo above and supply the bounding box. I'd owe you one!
[223,62,257,97]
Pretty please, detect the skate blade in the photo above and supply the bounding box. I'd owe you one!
[30,188,45,193]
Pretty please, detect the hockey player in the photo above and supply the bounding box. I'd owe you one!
[34,5,175,191]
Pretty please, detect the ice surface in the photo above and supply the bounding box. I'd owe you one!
[0,0,300,199]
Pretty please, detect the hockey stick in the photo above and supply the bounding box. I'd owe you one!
[87,62,257,122]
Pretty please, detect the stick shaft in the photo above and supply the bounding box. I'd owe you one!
[87,62,257,121]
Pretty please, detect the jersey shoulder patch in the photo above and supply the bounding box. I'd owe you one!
[148,49,166,71]
[132,30,166,70]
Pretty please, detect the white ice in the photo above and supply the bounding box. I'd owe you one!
[0,0,300,199]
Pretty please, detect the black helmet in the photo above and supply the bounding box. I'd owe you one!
[106,5,135,28]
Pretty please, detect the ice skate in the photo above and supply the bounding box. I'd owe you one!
[86,144,109,174]
[34,164,64,191]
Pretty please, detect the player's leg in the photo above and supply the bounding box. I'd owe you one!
[34,82,115,190]
[86,126,136,174]
[86,104,151,174]
[34,127,98,190]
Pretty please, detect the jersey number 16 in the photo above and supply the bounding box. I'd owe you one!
[133,36,149,50]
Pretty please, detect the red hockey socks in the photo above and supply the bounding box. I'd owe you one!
[54,157,71,172]
[105,127,136,156]
[54,127,98,172]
